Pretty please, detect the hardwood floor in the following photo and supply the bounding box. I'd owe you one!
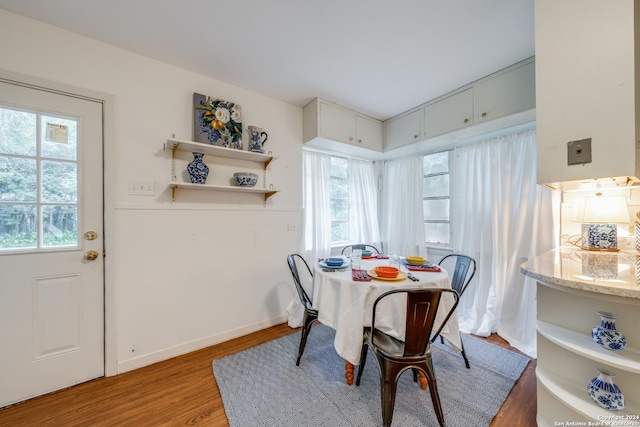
[0,324,536,427]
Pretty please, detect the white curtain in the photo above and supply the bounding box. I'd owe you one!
[300,150,332,262]
[381,156,428,257]
[349,159,381,248]
[452,128,554,358]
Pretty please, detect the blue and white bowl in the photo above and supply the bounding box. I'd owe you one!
[234,172,258,187]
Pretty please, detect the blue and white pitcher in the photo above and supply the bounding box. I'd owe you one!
[247,125,268,153]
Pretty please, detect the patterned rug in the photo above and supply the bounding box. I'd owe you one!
[213,324,530,427]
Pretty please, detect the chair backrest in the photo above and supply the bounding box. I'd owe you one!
[341,244,380,255]
[438,254,476,296]
[287,254,314,310]
[371,288,459,357]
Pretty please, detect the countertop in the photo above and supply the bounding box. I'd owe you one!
[521,246,640,299]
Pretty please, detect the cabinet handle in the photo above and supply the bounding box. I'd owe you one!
[349,136,354,141]
[357,139,362,144]
[413,134,419,139]
[481,112,487,118]
[464,118,469,124]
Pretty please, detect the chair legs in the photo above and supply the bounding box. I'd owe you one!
[440,334,470,369]
[460,337,470,369]
[296,308,318,366]
[356,347,447,427]
[355,342,369,386]
[377,358,446,427]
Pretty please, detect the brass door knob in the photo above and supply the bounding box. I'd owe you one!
[84,231,98,240]
[84,250,99,261]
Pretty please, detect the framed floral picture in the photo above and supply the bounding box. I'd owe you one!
[193,93,243,149]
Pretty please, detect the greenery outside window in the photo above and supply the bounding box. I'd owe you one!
[330,156,349,244]
[423,151,451,246]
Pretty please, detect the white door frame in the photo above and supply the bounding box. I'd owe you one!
[0,69,117,377]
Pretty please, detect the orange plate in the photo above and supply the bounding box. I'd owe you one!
[368,270,408,282]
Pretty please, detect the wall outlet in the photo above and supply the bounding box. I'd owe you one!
[128,180,155,195]
[567,138,592,165]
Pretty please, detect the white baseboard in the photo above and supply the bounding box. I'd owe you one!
[116,314,289,374]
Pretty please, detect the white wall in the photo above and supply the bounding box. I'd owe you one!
[0,10,303,372]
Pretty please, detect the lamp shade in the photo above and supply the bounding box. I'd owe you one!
[581,195,630,224]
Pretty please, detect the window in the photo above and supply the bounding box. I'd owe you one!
[423,151,451,245]
[330,156,349,244]
[0,106,79,251]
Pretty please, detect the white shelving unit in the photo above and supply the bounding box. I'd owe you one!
[164,139,278,201]
[535,280,640,425]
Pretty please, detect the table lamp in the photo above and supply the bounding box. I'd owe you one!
[580,193,630,252]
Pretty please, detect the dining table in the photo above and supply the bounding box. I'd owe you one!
[311,255,462,386]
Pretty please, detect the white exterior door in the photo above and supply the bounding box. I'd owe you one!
[0,80,104,407]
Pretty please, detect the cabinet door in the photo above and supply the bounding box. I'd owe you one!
[424,88,474,139]
[384,108,423,150]
[355,114,383,151]
[319,101,356,144]
[475,61,535,123]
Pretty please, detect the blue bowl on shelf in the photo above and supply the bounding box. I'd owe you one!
[233,172,258,187]
[325,257,344,267]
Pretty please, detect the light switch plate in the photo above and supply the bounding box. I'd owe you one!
[567,138,592,165]
[128,180,155,195]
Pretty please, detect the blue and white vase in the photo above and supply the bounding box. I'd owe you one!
[187,152,209,184]
[592,311,627,351]
[588,368,625,411]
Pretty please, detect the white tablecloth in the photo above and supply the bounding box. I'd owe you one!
[287,258,462,365]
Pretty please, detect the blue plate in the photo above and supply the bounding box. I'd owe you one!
[319,259,348,269]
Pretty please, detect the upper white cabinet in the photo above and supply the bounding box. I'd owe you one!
[355,114,383,151]
[423,88,474,140]
[303,98,383,155]
[317,100,356,144]
[384,108,423,151]
[475,61,535,124]
[535,0,640,189]
[384,57,535,151]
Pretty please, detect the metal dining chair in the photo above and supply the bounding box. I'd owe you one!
[341,244,380,255]
[287,254,318,366]
[355,288,460,427]
[438,253,477,369]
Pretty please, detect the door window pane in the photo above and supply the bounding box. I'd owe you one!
[42,161,77,203]
[0,204,37,249]
[42,205,78,247]
[0,107,36,156]
[41,115,77,160]
[0,157,37,202]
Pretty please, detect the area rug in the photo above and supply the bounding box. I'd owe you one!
[212,325,530,427]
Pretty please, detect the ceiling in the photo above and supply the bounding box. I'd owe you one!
[0,0,534,121]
